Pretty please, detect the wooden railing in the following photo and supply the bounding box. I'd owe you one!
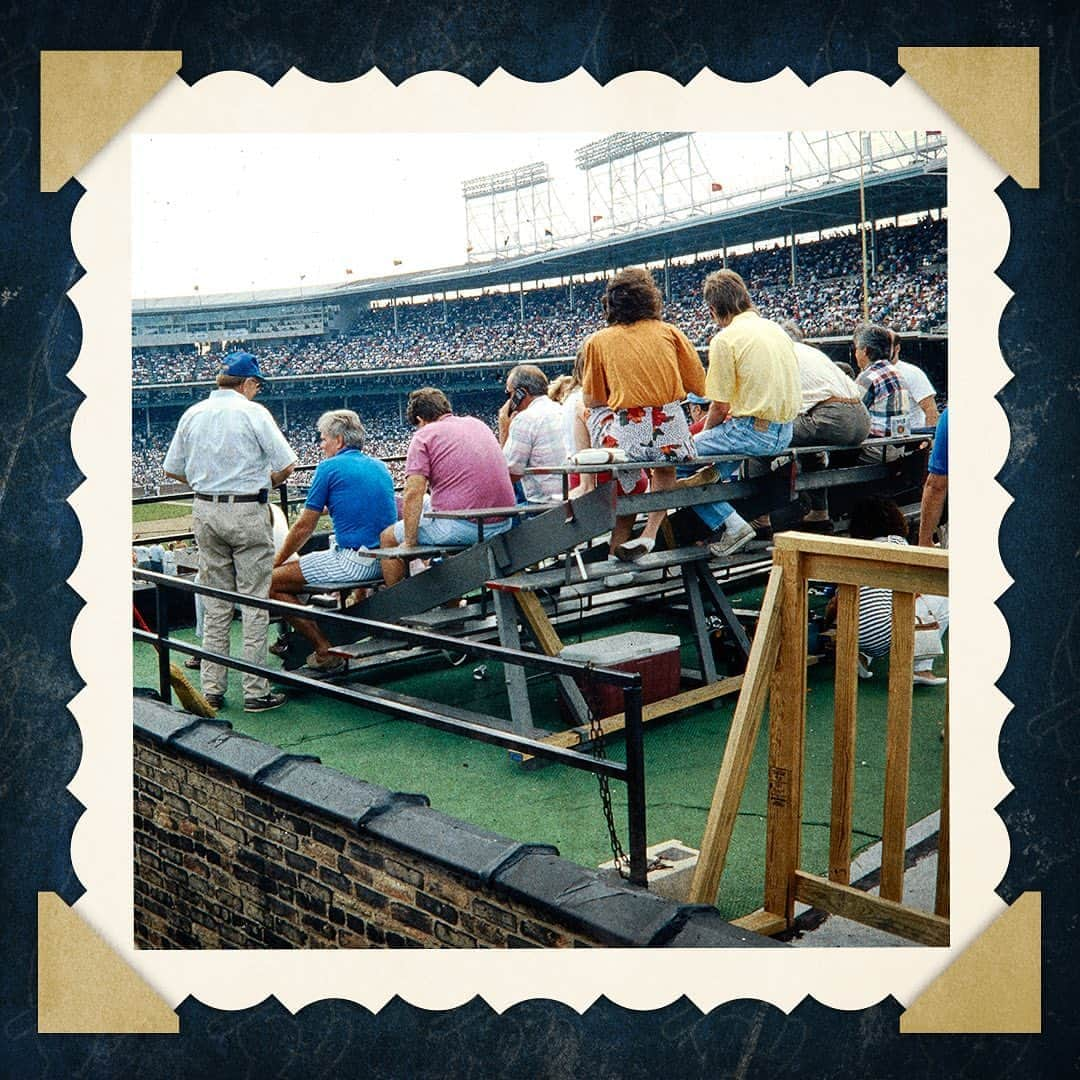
[690,532,949,946]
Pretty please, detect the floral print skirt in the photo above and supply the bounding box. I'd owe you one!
[585,401,696,493]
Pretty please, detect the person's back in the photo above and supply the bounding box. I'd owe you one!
[310,449,396,549]
[408,413,516,511]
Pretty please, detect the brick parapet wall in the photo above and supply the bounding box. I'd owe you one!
[133,696,781,950]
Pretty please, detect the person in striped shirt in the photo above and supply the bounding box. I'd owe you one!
[848,496,948,687]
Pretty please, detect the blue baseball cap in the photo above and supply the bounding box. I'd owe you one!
[685,392,711,405]
[221,351,265,383]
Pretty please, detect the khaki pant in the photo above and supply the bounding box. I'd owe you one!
[192,499,274,700]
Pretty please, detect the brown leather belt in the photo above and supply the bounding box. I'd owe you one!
[195,491,267,503]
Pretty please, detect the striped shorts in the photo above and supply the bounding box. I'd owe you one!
[299,535,382,586]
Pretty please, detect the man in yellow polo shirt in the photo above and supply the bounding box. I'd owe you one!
[693,269,801,556]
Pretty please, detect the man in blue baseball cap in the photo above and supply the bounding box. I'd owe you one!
[164,350,297,713]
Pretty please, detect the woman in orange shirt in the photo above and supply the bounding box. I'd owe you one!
[581,267,706,560]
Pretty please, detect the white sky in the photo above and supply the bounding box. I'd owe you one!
[131,132,794,299]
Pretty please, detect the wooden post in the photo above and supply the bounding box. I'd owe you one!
[764,545,807,924]
[829,583,860,883]
[689,565,784,905]
[880,591,915,902]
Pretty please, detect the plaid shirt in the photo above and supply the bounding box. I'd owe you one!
[857,359,913,436]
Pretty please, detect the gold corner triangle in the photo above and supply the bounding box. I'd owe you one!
[37,892,179,1034]
[900,892,1041,1034]
[898,46,1039,189]
[40,50,182,192]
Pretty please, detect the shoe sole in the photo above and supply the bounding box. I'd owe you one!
[613,544,652,563]
[244,698,287,712]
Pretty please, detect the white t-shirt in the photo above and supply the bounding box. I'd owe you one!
[561,388,585,458]
[503,393,566,502]
[794,341,861,412]
[894,359,935,429]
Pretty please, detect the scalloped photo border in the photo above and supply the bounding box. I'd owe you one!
[60,65,1013,1020]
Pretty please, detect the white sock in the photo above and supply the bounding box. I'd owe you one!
[725,512,749,535]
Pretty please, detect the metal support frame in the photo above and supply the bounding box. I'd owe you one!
[134,569,651,886]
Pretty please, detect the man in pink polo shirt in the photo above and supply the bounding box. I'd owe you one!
[379,387,515,587]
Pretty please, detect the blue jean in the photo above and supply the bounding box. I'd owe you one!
[693,417,793,532]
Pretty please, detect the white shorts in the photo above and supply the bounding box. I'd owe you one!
[298,536,382,586]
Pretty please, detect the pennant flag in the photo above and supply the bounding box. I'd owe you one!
[544,228,553,237]
[392,259,403,266]
[592,214,603,223]
[711,182,723,192]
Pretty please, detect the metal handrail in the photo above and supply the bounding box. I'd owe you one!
[133,569,648,885]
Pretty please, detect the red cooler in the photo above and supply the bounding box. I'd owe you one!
[560,631,681,719]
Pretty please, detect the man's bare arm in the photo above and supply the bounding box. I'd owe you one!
[270,462,296,488]
[400,474,428,547]
[918,472,948,546]
[703,400,731,430]
[919,395,939,427]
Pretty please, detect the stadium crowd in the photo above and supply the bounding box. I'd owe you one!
[133,218,946,385]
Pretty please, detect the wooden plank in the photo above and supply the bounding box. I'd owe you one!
[936,695,950,918]
[880,591,916,902]
[513,590,564,656]
[801,553,947,597]
[774,532,949,570]
[730,909,787,936]
[829,583,860,885]
[793,871,949,947]
[764,547,808,925]
[689,565,784,904]
[518,677,745,761]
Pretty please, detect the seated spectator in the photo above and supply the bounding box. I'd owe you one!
[782,320,871,528]
[685,392,711,435]
[691,269,801,557]
[889,328,939,431]
[581,267,706,561]
[497,364,567,503]
[854,322,913,438]
[379,387,515,587]
[270,410,396,671]
[847,495,948,687]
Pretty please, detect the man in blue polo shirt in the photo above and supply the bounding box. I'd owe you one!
[270,409,396,671]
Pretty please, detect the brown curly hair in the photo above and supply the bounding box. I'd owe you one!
[601,267,663,325]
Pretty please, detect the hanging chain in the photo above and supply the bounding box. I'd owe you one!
[584,678,629,877]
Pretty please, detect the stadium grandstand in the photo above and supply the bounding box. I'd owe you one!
[132,132,946,492]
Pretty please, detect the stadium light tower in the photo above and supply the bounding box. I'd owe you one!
[783,131,948,191]
[574,132,710,239]
[462,163,574,262]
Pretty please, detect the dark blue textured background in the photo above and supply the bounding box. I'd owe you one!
[1,3,1075,1075]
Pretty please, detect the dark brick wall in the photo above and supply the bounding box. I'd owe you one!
[133,697,782,950]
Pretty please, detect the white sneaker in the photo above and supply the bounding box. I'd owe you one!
[708,516,755,559]
[857,654,874,680]
[913,670,948,687]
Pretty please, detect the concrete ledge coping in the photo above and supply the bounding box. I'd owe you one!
[363,804,558,883]
[257,757,429,828]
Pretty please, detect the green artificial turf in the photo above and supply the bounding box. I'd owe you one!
[134,598,946,920]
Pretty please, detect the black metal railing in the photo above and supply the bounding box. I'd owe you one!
[133,568,648,886]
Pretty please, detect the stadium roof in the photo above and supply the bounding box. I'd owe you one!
[133,161,945,317]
